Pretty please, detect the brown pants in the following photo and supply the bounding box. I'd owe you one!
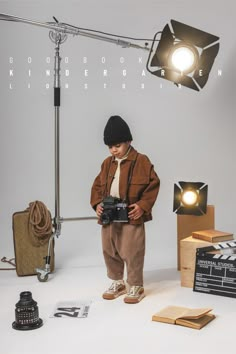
[102,223,145,286]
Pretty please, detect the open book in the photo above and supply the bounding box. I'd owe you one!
[152,306,215,329]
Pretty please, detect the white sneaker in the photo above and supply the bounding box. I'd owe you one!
[102,280,127,300]
[124,286,145,304]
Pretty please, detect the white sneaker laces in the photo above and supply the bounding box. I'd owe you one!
[127,286,142,297]
[109,280,124,291]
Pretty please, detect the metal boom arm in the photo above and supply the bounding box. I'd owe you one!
[0,13,149,51]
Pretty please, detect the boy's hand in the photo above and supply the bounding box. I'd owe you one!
[96,204,104,218]
[128,203,144,220]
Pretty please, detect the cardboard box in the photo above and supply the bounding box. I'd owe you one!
[177,205,215,270]
[180,236,213,288]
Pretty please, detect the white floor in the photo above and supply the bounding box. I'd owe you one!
[0,265,235,354]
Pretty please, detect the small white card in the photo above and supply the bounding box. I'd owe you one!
[50,301,91,318]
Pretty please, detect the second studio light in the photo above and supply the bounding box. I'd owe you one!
[147,20,220,91]
[173,181,208,216]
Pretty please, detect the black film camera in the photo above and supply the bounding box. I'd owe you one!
[100,196,129,225]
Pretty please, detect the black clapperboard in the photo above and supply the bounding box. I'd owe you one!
[193,240,236,298]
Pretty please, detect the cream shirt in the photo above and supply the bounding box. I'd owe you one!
[110,148,131,198]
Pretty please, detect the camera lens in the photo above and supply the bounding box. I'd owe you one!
[101,213,111,225]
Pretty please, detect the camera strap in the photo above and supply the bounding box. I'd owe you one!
[103,156,113,199]
[124,152,138,203]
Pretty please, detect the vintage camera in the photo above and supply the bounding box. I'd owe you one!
[100,196,129,225]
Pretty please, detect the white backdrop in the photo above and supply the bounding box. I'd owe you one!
[0,0,235,271]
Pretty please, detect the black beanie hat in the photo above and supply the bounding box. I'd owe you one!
[103,115,133,145]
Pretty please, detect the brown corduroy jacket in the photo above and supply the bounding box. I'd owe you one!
[90,146,160,225]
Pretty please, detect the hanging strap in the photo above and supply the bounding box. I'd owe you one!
[0,256,16,270]
[103,156,113,199]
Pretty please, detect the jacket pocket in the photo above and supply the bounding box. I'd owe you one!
[129,176,150,199]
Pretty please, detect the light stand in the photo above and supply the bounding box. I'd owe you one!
[0,13,149,281]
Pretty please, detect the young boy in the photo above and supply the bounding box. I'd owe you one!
[90,115,160,304]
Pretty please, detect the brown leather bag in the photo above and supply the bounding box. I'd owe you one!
[12,202,55,276]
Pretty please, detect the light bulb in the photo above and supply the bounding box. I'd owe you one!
[171,46,196,73]
[182,190,198,206]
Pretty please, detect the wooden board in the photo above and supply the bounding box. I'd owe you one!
[177,205,215,270]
